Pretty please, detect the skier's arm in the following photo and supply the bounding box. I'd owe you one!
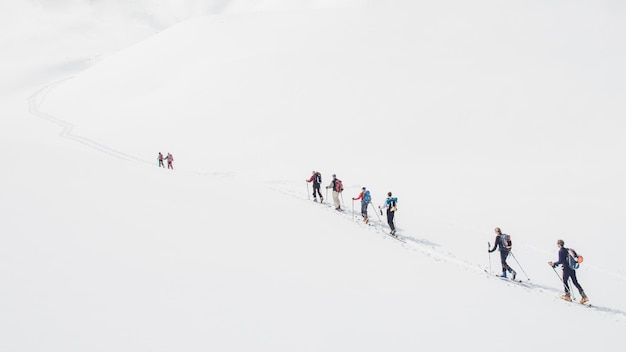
[551,248,567,267]
[306,175,314,182]
[353,191,363,201]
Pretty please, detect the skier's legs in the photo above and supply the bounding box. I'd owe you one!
[569,270,585,296]
[500,251,512,273]
[361,201,368,218]
[313,185,322,198]
[562,270,572,295]
[332,191,340,209]
[387,210,395,231]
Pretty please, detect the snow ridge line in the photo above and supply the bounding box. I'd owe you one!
[28,79,152,165]
[272,185,626,322]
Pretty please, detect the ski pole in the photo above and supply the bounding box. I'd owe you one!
[351,198,355,220]
[340,192,344,208]
[551,266,564,283]
[509,251,530,280]
[306,181,310,200]
[369,202,382,222]
[488,242,492,274]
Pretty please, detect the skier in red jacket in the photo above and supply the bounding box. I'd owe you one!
[166,153,174,169]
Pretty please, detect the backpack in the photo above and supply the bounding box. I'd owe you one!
[389,197,397,212]
[334,179,343,192]
[568,248,583,270]
[364,190,371,203]
[315,172,322,184]
[499,234,511,249]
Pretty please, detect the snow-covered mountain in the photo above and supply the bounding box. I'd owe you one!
[2,1,625,351]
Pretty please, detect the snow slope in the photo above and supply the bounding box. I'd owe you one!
[1,1,626,351]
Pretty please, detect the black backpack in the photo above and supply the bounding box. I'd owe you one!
[315,172,322,184]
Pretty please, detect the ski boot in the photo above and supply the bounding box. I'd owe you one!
[511,270,517,280]
[500,271,507,279]
[364,217,369,224]
[580,293,589,304]
[560,294,572,302]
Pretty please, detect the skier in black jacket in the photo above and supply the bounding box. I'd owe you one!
[488,227,517,279]
[549,239,588,303]
[306,171,323,202]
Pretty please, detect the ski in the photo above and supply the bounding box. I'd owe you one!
[484,270,524,283]
[386,232,405,243]
[560,296,592,307]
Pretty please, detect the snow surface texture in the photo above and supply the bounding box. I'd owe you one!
[1,0,626,351]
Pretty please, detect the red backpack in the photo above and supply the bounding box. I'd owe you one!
[334,179,343,192]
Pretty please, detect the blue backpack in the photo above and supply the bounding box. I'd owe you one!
[568,248,583,270]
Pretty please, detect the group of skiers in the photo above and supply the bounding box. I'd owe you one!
[157,152,174,169]
[308,170,589,303]
[306,171,399,236]
[489,227,588,303]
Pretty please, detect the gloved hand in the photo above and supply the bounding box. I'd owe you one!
[380,210,383,216]
[548,261,554,267]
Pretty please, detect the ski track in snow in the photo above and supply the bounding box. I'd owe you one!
[28,76,626,323]
[271,184,626,322]
[28,78,153,166]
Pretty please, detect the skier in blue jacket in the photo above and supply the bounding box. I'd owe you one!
[549,239,588,303]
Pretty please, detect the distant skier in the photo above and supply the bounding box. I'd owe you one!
[548,239,588,303]
[306,171,323,203]
[352,187,371,223]
[166,152,174,170]
[379,192,398,235]
[158,152,165,168]
[488,227,517,279]
[325,174,343,210]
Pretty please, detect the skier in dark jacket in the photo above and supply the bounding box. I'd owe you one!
[306,171,323,202]
[158,152,165,168]
[549,239,588,303]
[379,192,398,235]
[488,227,517,279]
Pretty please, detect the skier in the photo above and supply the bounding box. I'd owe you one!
[548,239,589,303]
[306,171,323,202]
[166,152,174,170]
[488,227,517,279]
[379,192,398,235]
[352,187,371,223]
[158,152,165,168]
[325,174,343,210]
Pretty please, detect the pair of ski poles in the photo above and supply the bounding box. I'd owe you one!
[486,243,530,281]
[350,200,382,222]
